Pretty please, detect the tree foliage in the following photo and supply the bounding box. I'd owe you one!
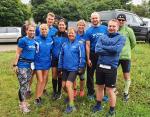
[131,0,150,18]
[0,0,31,26]
[31,0,123,23]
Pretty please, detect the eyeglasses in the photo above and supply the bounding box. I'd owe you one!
[118,19,125,21]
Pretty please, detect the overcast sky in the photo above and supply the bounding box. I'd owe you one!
[21,0,30,4]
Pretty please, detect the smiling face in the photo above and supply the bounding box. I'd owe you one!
[40,24,49,37]
[108,20,119,33]
[68,28,76,41]
[46,15,55,27]
[26,25,35,39]
[91,12,100,26]
[117,18,126,27]
[58,21,66,32]
[77,20,86,33]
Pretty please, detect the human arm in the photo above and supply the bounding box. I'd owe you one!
[102,36,126,54]
[128,28,136,49]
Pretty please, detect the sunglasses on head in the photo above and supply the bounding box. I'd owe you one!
[118,19,125,21]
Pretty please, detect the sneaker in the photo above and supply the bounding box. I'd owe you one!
[65,105,76,113]
[20,105,30,113]
[103,96,109,102]
[106,110,116,117]
[64,97,69,104]
[26,91,32,99]
[87,94,95,100]
[74,90,78,97]
[34,98,42,106]
[79,90,85,97]
[92,104,102,113]
[43,89,49,96]
[123,93,129,101]
[55,92,62,100]
[51,92,57,100]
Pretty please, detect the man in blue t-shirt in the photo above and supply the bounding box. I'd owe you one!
[86,12,107,99]
[35,12,58,37]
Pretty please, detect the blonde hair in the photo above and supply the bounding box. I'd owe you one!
[68,27,76,32]
[77,19,86,26]
[108,19,119,25]
[91,12,100,19]
[26,24,35,31]
[47,12,55,18]
[39,24,49,30]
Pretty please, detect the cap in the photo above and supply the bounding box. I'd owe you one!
[117,14,126,20]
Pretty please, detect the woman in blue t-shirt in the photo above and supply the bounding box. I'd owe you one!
[13,25,36,113]
[34,24,53,105]
[73,19,86,98]
[51,19,68,100]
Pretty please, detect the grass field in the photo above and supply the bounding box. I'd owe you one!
[0,44,150,117]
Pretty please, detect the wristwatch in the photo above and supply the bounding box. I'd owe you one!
[13,64,17,67]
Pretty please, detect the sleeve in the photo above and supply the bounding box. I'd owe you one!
[128,28,136,49]
[85,29,90,41]
[35,26,40,36]
[18,38,25,49]
[95,37,110,55]
[102,36,126,54]
[58,44,64,69]
[78,43,86,68]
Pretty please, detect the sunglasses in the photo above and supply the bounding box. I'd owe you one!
[118,19,125,21]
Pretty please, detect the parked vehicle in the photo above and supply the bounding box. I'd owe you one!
[98,9,150,42]
[0,27,21,43]
[142,17,150,43]
[68,21,91,31]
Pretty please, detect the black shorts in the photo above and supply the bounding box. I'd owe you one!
[118,60,131,73]
[51,59,58,67]
[62,70,77,83]
[96,65,117,88]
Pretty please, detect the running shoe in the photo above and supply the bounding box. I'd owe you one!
[106,110,116,117]
[65,105,76,113]
[123,93,129,101]
[92,104,102,113]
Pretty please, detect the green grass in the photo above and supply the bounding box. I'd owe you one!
[0,44,150,117]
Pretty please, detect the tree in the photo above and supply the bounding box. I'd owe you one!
[0,0,31,26]
[31,0,124,23]
[131,0,150,18]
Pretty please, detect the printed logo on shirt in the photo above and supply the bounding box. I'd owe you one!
[28,45,36,49]
[92,33,104,39]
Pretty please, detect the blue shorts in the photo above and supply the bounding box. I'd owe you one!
[35,61,51,70]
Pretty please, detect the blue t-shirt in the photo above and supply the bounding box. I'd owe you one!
[36,26,58,37]
[52,34,68,60]
[86,25,107,52]
[76,32,86,46]
[34,35,53,70]
[17,36,36,68]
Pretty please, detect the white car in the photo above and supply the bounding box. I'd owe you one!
[0,27,21,43]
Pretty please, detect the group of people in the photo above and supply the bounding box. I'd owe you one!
[13,11,136,116]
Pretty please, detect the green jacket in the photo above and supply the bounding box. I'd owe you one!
[119,25,136,60]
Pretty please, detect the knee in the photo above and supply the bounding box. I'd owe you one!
[66,81,72,89]
[123,73,130,80]
[37,78,43,84]
[106,87,114,95]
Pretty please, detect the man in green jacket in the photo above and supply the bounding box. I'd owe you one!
[117,14,136,101]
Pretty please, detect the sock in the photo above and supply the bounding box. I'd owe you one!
[124,80,131,94]
[69,100,74,107]
[110,106,115,112]
[58,77,62,93]
[96,100,101,106]
[52,79,57,93]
